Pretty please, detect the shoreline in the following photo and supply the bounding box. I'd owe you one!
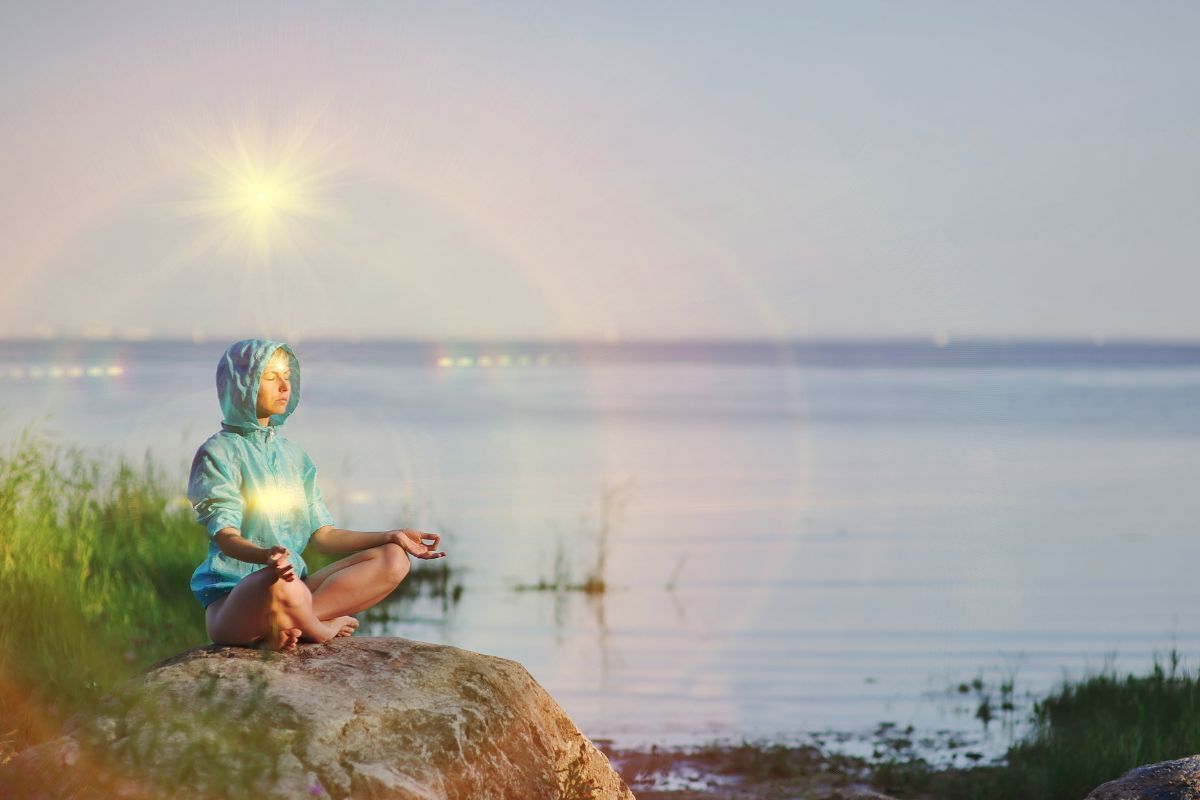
[599,740,918,800]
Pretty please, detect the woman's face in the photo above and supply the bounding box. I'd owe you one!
[255,355,292,421]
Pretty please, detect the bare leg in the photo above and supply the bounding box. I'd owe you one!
[305,542,411,620]
[206,560,355,648]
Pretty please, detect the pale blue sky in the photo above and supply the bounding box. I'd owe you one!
[2,2,1197,340]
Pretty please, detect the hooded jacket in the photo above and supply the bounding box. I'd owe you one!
[187,338,335,609]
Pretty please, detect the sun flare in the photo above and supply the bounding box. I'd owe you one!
[211,141,315,243]
[168,110,341,265]
[231,169,301,222]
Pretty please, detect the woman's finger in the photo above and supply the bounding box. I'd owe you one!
[421,532,441,549]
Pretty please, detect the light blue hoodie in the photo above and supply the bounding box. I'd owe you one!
[187,338,335,609]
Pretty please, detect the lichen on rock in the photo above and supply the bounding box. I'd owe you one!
[0,637,634,800]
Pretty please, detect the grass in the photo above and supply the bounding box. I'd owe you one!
[0,423,209,754]
[872,649,1200,799]
[6,419,1200,799]
[0,420,462,760]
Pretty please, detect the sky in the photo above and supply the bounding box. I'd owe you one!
[1,1,1197,342]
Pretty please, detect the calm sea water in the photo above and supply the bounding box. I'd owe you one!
[3,338,1200,762]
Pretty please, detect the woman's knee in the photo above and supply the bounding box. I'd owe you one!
[270,571,314,608]
[380,542,411,584]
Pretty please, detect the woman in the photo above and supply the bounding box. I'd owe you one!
[187,338,445,652]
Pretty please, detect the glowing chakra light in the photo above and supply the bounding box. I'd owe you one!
[249,485,306,515]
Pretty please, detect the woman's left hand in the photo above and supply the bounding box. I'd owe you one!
[389,528,446,559]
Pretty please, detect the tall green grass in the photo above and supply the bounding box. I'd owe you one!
[1000,650,1200,798]
[0,423,208,754]
[875,650,1200,799]
[0,421,462,760]
[7,418,1200,800]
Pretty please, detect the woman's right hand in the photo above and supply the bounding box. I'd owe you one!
[265,546,295,581]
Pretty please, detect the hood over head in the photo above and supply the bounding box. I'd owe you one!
[215,338,302,433]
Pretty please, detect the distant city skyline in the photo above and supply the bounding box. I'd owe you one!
[3,3,1198,341]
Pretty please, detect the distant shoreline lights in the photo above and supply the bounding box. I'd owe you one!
[1,364,125,380]
[435,352,571,368]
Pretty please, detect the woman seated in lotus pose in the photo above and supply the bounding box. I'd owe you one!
[187,338,445,652]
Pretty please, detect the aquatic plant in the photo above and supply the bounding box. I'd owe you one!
[515,476,634,595]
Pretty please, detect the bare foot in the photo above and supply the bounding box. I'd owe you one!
[329,615,359,639]
[298,616,359,644]
[262,626,301,653]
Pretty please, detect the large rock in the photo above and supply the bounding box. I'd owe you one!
[0,637,635,800]
[1084,756,1200,800]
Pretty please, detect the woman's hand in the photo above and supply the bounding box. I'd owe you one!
[265,545,296,581]
[388,529,446,559]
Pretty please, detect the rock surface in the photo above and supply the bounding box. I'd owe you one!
[0,637,634,800]
[1085,756,1200,800]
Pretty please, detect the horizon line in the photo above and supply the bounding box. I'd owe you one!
[3,334,1200,346]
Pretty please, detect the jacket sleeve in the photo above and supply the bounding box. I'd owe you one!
[302,450,335,535]
[187,445,244,539]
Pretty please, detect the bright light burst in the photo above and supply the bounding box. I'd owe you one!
[225,155,306,225]
[167,107,343,266]
[247,484,307,515]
